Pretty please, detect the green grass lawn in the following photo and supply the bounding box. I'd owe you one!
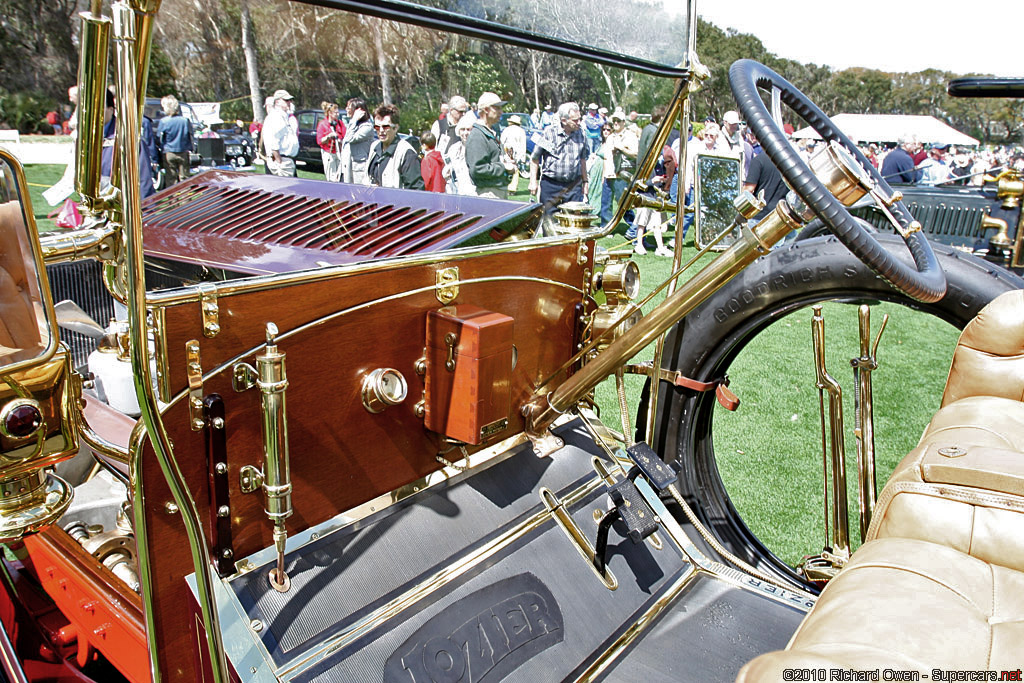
[21,164,68,232]
[20,161,956,570]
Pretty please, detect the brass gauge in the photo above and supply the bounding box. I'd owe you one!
[599,260,641,305]
[361,368,408,413]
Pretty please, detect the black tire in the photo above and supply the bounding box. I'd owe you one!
[647,234,1024,590]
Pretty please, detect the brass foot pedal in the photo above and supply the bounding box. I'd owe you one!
[624,442,677,492]
[594,479,660,575]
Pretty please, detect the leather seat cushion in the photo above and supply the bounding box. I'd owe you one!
[737,537,1024,680]
[867,441,1024,571]
[918,395,1024,451]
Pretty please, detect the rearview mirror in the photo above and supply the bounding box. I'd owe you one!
[694,154,742,251]
[0,149,59,374]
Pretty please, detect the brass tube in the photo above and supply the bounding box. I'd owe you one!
[39,224,119,264]
[74,9,111,214]
[256,324,292,592]
[644,95,692,443]
[528,202,799,435]
[852,304,885,540]
[112,4,228,682]
[129,0,162,118]
[811,306,850,557]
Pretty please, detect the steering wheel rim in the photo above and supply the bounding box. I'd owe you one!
[729,59,947,303]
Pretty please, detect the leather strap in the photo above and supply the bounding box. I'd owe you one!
[673,374,740,411]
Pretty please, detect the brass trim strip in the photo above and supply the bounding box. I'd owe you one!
[572,563,698,682]
[145,237,591,307]
[278,474,606,679]
[540,487,618,590]
[157,275,582,412]
[150,306,170,402]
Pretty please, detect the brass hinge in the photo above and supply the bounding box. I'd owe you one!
[435,267,459,305]
[186,340,205,431]
[198,283,220,338]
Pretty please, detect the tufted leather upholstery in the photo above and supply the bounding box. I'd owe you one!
[942,289,1024,407]
[738,290,1024,680]
[736,537,1024,678]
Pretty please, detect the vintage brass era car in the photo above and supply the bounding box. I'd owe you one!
[1,0,1023,681]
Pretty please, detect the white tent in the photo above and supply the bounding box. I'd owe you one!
[791,114,978,146]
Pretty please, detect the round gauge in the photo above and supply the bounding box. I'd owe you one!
[828,140,873,188]
[601,261,641,303]
[362,368,408,413]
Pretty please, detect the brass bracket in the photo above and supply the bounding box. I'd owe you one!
[444,332,457,371]
[527,429,565,458]
[541,488,617,590]
[186,340,205,431]
[239,465,264,494]
[435,267,459,305]
[868,187,921,239]
[232,363,258,392]
[198,283,220,338]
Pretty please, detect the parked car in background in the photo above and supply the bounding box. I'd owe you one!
[144,99,255,189]
[209,122,256,169]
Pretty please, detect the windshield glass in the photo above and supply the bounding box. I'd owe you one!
[393,0,688,68]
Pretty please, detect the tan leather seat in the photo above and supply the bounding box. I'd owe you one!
[737,290,1024,680]
[736,537,1024,678]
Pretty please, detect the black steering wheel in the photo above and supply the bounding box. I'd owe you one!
[729,59,946,303]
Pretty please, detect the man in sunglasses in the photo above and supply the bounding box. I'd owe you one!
[430,95,472,158]
[366,103,425,190]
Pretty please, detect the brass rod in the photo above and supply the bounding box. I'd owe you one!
[644,95,692,444]
[113,3,228,681]
[851,305,886,540]
[527,202,799,435]
[74,9,111,214]
[811,305,850,557]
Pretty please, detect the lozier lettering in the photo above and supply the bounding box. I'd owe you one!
[385,573,563,683]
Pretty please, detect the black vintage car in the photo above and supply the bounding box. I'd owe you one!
[145,98,256,188]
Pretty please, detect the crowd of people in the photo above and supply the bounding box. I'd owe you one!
[873,135,1024,186]
[252,88,686,255]
[51,81,1024,254]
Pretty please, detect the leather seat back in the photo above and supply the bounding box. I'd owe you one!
[943,289,1024,407]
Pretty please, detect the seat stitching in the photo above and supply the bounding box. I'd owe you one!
[924,425,1014,447]
[987,562,995,669]
[845,561,984,612]
[967,504,976,557]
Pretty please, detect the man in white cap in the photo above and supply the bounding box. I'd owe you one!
[583,103,604,155]
[430,95,472,158]
[466,92,515,199]
[262,89,299,177]
[718,110,752,177]
[500,114,527,192]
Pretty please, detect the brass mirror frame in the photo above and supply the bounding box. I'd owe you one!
[0,147,60,376]
[694,153,742,251]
